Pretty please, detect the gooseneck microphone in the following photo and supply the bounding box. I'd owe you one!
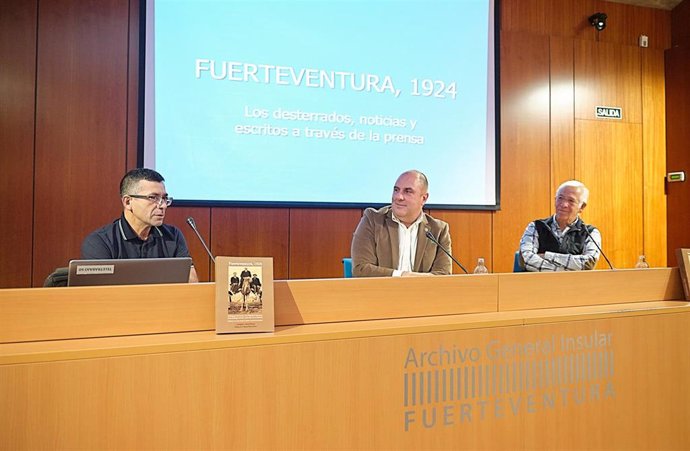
[186,217,216,264]
[425,228,468,274]
[580,221,614,270]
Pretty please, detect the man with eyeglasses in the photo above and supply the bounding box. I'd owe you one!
[519,180,601,271]
[81,168,198,282]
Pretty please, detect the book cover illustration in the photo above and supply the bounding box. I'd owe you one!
[215,256,274,333]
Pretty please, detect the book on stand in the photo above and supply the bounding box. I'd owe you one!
[215,256,274,333]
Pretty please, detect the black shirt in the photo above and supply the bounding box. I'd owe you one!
[81,214,192,261]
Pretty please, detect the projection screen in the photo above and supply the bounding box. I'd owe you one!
[142,0,500,209]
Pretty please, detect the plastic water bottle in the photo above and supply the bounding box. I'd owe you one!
[473,258,489,274]
[635,255,650,269]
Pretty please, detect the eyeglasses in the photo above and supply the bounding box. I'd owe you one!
[127,194,173,207]
[555,195,580,207]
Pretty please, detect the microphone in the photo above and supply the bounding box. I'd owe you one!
[580,221,614,270]
[425,228,468,274]
[186,217,216,264]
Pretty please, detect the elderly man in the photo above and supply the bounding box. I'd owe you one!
[519,180,601,271]
[351,170,452,277]
[81,168,198,282]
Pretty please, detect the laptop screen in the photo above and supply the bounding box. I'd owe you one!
[67,257,192,286]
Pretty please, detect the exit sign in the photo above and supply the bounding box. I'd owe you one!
[595,106,622,119]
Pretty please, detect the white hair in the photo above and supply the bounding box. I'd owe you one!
[557,180,589,205]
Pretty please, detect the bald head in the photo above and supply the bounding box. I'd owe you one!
[391,170,430,227]
[398,170,428,193]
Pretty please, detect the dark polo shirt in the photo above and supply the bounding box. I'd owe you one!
[81,214,192,261]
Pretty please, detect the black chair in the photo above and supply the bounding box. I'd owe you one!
[43,267,69,287]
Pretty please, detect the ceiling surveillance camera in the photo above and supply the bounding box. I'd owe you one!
[589,12,607,31]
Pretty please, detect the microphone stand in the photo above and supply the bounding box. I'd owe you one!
[425,230,468,274]
[580,221,613,270]
[186,217,216,264]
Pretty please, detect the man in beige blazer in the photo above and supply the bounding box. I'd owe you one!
[351,170,452,277]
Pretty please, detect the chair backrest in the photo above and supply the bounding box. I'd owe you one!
[43,267,69,287]
[513,251,525,272]
[342,257,353,278]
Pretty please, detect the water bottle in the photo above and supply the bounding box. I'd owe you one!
[635,255,650,269]
[473,258,489,274]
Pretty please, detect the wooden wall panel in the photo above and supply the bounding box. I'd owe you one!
[288,209,362,279]
[493,31,552,273]
[0,0,36,288]
[501,0,551,34]
[550,36,576,194]
[594,1,670,48]
[671,0,690,47]
[126,0,141,170]
[665,47,690,263]
[501,0,584,38]
[626,1,670,50]
[165,207,212,282]
[666,1,690,265]
[574,40,642,123]
[501,0,671,49]
[575,120,643,269]
[211,208,289,280]
[430,210,493,273]
[32,0,130,285]
[641,49,667,268]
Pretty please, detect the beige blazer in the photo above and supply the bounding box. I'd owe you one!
[351,205,452,277]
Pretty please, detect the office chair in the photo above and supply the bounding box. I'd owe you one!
[513,251,526,273]
[342,258,353,278]
[43,267,69,287]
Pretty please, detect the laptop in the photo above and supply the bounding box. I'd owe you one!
[67,257,192,286]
